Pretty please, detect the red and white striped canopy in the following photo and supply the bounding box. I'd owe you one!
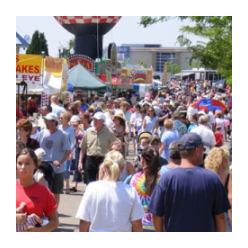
[55,16,121,25]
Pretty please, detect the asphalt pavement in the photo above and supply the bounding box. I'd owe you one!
[55,142,136,232]
[56,182,86,232]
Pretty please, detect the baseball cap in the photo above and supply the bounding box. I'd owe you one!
[178,133,204,151]
[70,115,80,124]
[44,113,59,122]
[93,112,106,121]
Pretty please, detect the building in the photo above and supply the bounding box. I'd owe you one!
[16,32,29,54]
[117,44,192,75]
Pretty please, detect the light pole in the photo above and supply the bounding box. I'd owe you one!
[41,51,45,87]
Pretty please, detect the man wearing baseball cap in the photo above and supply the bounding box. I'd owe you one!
[37,112,71,206]
[78,111,117,184]
[150,133,230,232]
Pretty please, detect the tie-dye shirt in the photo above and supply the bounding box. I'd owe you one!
[130,172,159,231]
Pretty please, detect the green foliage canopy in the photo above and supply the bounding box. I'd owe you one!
[26,30,49,56]
[140,16,232,82]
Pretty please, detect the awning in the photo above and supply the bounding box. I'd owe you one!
[67,64,106,90]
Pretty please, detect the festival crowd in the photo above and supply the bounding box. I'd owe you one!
[16,79,232,232]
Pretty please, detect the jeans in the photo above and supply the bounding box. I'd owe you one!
[63,160,71,180]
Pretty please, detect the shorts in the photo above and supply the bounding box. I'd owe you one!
[50,172,64,194]
[63,160,71,180]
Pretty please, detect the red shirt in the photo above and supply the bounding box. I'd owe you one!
[214,131,223,146]
[16,180,57,218]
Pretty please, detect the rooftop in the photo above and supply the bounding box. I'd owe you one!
[16,32,29,48]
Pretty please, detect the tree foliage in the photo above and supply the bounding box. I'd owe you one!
[165,61,181,74]
[26,30,49,56]
[59,39,75,58]
[140,16,232,82]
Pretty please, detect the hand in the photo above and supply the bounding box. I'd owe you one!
[25,213,42,231]
[53,160,60,167]
[78,162,83,171]
[16,202,26,213]
[27,226,41,232]
[28,213,42,225]
[68,152,73,160]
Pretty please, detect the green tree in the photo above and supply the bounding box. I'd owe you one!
[165,61,181,75]
[59,39,75,58]
[189,58,203,69]
[138,60,147,68]
[26,30,49,56]
[39,33,49,56]
[140,16,232,83]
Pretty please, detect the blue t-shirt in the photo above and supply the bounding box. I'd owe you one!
[159,165,172,176]
[149,166,230,232]
[173,120,187,137]
[38,129,71,174]
[59,125,75,150]
[160,130,179,160]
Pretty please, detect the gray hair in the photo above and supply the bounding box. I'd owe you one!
[198,115,209,125]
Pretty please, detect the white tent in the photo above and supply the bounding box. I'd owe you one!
[43,71,62,94]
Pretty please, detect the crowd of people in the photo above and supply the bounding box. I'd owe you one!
[16,79,232,232]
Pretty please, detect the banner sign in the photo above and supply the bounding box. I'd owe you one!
[16,54,43,87]
[45,56,63,73]
[68,54,95,72]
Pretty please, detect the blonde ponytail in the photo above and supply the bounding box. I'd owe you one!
[110,161,120,181]
[100,151,125,181]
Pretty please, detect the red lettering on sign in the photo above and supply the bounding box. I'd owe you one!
[16,65,40,74]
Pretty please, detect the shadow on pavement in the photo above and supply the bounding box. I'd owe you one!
[58,213,71,218]
[54,223,79,232]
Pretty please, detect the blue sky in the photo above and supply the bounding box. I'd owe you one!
[16,16,204,57]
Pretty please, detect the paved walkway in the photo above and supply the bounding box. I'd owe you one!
[55,142,136,232]
[56,182,86,232]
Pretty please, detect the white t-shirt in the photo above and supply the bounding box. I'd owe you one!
[215,117,226,136]
[51,103,65,119]
[76,180,144,232]
[143,116,158,133]
[130,112,142,125]
[191,124,216,149]
[104,111,114,129]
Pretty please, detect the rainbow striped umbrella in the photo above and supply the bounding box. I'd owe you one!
[192,98,227,112]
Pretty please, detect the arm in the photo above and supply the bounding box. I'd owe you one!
[131,219,143,232]
[227,173,232,206]
[227,173,232,222]
[79,220,90,232]
[28,211,59,232]
[159,144,164,156]
[78,148,86,171]
[16,213,27,225]
[152,119,159,134]
[141,118,146,132]
[126,162,135,175]
[214,213,226,232]
[158,113,169,123]
[78,135,87,170]
[53,150,71,167]
[152,214,164,232]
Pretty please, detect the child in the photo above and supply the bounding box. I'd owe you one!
[215,125,224,147]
